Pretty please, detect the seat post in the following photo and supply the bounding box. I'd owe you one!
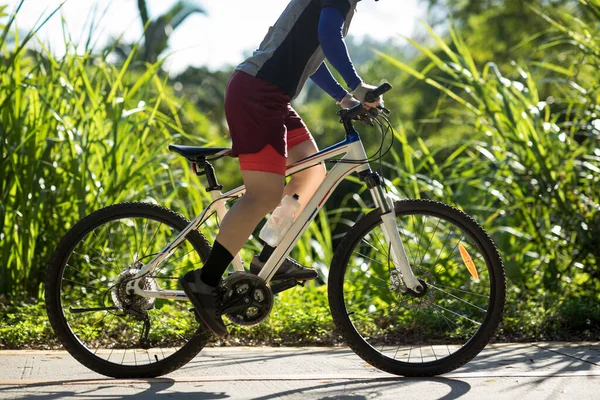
[193,159,223,192]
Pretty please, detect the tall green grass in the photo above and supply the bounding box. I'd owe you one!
[0,2,216,298]
[372,1,599,328]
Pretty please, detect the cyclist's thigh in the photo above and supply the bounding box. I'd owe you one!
[285,105,319,165]
[226,71,289,158]
[242,169,285,200]
[287,139,319,165]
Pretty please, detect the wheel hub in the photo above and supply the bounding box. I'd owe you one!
[390,267,436,309]
[111,268,157,311]
[405,279,429,298]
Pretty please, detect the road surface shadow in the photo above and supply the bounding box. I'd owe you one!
[0,376,470,400]
[0,378,227,399]
[252,377,471,400]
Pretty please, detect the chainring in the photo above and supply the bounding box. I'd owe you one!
[221,272,273,326]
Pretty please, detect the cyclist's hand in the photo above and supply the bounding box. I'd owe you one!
[337,92,361,109]
[352,82,383,108]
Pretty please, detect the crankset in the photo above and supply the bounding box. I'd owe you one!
[218,272,274,326]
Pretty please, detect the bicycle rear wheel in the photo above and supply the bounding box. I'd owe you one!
[328,199,505,376]
[45,202,212,378]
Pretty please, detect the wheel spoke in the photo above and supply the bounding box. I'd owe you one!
[348,262,389,285]
[432,304,482,326]
[431,229,453,273]
[420,217,441,266]
[80,240,110,265]
[65,261,101,281]
[62,278,103,291]
[371,228,389,256]
[412,214,424,263]
[118,221,135,263]
[361,237,388,258]
[428,282,488,312]
[143,224,162,258]
[433,235,464,274]
[155,247,199,275]
[431,283,489,298]
[397,222,417,265]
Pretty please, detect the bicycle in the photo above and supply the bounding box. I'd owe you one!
[45,83,505,379]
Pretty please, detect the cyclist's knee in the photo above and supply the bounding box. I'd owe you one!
[313,162,326,181]
[244,177,284,208]
[295,163,326,184]
[245,190,283,213]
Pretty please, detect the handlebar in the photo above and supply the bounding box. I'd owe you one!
[338,83,392,127]
[365,82,392,103]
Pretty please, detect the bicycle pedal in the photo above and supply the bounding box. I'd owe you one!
[270,279,300,294]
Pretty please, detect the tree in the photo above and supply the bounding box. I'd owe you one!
[425,0,589,64]
[109,1,205,64]
[137,0,205,63]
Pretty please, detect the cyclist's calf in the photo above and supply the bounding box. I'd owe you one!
[214,170,285,255]
[284,163,326,216]
[284,140,327,215]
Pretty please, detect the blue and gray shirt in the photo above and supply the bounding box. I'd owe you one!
[237,0,362,101]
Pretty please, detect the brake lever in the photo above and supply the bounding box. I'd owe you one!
[358,114,375,127]
[353,108,377,126]
[339,102,391,125]
[377,105,391,115]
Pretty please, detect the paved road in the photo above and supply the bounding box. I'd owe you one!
[0,343,598,399]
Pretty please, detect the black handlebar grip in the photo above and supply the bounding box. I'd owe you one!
[364,83,392,103]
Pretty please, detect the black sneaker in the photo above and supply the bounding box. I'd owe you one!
[179,270,227,337]
[250,256,318,281]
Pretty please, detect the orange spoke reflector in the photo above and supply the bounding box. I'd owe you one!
[459,243,479,280]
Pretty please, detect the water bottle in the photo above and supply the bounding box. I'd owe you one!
[259,194,301,247]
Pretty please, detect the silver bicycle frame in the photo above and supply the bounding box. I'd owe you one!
[128,130,422,300]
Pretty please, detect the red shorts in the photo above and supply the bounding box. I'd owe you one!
[224,70,313,175]
[238,129,312,175]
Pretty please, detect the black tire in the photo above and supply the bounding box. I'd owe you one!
[328,199,505,376]
[45,202,212,378]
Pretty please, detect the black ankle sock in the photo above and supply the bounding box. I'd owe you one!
[199,240,234,287]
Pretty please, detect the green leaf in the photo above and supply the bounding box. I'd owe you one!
[531,61,575,77]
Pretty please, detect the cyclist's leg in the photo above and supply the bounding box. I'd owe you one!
[198,70,290,282]
[215,166,284,256]
[179,70,290,335]
[283,108,326,215]
[180,167,283,336]
[284,138,326,215]
[200,145,287,286]
[246,109,324,280]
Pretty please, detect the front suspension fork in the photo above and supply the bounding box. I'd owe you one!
[367,176,423,293]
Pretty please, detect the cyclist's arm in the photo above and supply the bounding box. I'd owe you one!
[310,63,348,101]
[318,4,362,92]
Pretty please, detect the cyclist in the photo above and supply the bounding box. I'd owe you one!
[180,0,384,336]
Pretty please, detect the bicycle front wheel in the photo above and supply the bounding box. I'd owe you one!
[45,202,212,378]
[328,199,505,376]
